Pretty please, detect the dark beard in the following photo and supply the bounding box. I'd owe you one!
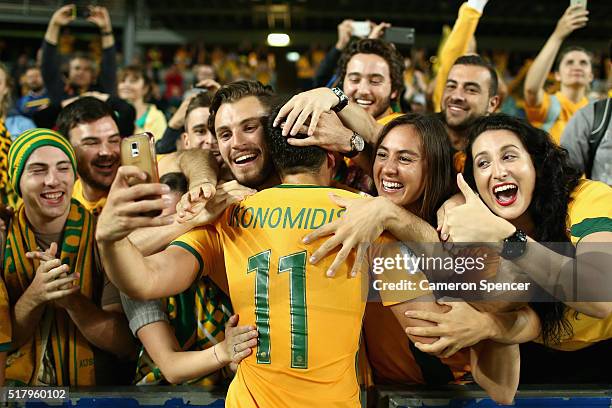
[444,110,480,132]
[79,170,111,193]
[372,98,392,120]
[235,161,274,189]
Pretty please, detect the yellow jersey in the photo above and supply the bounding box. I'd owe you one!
[72,179,106,216]
[377,112,403,126]
[545,180,612,351]
[171,184,427,407]
[525,91,588,145]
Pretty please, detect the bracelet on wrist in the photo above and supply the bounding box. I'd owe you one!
[212,343,223,365]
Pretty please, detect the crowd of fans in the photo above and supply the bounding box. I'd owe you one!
[0,1,611,407]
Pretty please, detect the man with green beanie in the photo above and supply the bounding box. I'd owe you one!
[1,128,135,386]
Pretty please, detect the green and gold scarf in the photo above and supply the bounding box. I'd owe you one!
[3,199,97,386]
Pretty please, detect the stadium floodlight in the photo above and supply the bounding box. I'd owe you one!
[286,51,300,62]
[267,33,290,47]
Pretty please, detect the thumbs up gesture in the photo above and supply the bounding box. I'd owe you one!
[445,174,516,246]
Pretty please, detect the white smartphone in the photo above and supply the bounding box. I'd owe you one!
[351,21,371,38]
[570,0,587,9]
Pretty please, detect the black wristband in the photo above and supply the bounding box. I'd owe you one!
[500,229,527,260]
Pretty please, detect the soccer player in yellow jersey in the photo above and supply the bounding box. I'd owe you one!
[96,130,431,406]
[97,94,521,405]
[523,4,592,144]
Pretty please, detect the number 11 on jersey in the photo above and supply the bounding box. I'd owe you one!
[248,250,308,369]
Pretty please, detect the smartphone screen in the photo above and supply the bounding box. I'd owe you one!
[570,0,587,9]
[383,27,415,46]
[120,133,162,217]
[351,21,371,38]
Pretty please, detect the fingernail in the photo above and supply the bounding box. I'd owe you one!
[309,256,316,263]
[326,269,334,277]
[161,185,170,193]
[441,233,448,241]
[302,237,310,244]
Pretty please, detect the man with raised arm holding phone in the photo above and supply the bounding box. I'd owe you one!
[41,4,117,105]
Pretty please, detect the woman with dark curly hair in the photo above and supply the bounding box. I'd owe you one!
[302,113,539,402]
[441,113,612,382]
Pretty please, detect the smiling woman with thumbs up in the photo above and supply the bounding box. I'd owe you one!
[457,113,612,383]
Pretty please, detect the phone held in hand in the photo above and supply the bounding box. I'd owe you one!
[351,21,371,38]
[570,0,587,9]
[120,132,162,217]
[71,4,91,19]
[383,27,415,46]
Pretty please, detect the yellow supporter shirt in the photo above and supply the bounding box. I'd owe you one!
[136,104,168,142]
[72,178,106,216]
[377,112,403,126]
[524,91,588,145]
[170,185,428,408]
[545,180,612,351]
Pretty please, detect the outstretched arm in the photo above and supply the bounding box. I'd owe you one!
[470,341,519,405]
[136,315,257,384]
[273,88,382,146]
[96,166,198,299]
[56,295,136,359]
[304,195,439,277]
[404,302,541,358]
[432,0,487,112]
[42,5,75,104]
[523,5,588,106]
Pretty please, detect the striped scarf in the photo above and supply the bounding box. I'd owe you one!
[3,199,98,386]
[0,122,18,208]
[135,277,232,386]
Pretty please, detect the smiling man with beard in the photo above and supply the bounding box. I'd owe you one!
[270,55,500,176]
[57,96,121,215]
[440,55,500,156]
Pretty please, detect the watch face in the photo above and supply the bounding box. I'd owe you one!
[352,134,365,152]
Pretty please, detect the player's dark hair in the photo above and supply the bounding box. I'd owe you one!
[160,172,188,194]
[265,103,327,176]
